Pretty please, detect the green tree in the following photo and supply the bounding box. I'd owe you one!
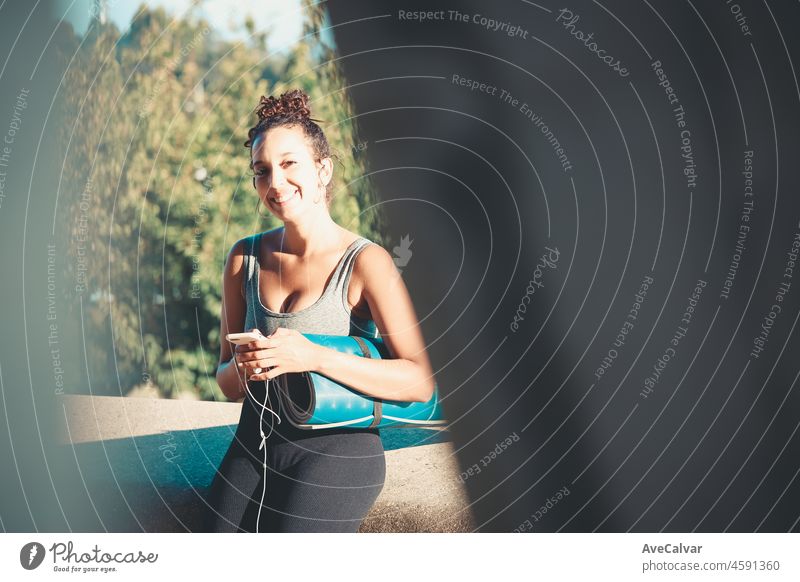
[59,2,383,400]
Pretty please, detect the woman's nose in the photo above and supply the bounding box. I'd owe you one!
[268,167,287,190]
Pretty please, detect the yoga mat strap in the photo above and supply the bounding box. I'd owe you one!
[352,336,383,428]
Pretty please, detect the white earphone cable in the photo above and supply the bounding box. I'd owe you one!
[244,375,280,532]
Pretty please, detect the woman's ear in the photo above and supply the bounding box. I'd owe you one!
[316,157,333,188]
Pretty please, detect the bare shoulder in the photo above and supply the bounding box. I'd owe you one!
[258,225,286,253]
[223,232,264,292]
[225,237,248,272]
[353,239,396,280]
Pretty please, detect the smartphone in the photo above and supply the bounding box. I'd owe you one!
[225,331,265,345]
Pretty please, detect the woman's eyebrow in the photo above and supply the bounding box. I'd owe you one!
[253,151,298,166]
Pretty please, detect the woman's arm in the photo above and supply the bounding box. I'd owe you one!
[215,239,250,401]
[318,244,435,402]
[245,243,436,403]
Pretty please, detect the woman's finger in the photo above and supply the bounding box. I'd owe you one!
[234,338,274,355]
[249,367,275,382]
[238,356,279,375]
[264,365,282,380]
[238,353,279,366]
[237,347,278,363]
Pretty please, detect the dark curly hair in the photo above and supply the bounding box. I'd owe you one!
[245,89,337,205]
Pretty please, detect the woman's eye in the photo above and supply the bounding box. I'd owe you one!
[253,161,293,176]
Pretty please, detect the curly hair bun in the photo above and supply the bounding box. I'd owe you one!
[255,89,311,122]
[244,87,326,152]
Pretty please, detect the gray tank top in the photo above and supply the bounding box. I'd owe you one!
[242,231,379,338]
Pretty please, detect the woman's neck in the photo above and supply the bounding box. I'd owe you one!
[279,214,344,257]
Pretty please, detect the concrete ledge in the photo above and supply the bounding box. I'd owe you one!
[58,395,474,532]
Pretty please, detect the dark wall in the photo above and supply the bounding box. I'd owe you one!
[326,0,800,532]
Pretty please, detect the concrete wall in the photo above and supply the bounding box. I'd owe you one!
[58,395,474,532]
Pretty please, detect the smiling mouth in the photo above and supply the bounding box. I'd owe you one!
[271,190,299,205]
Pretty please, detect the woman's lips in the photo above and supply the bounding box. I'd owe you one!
[270,190,299,206]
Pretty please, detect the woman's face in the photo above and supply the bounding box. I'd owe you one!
[250,125,331,221]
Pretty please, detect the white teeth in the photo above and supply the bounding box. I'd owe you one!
[272,190,298,204]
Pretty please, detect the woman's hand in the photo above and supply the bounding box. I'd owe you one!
[234,327,322,382]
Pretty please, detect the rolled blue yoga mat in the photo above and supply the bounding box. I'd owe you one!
[276,334,446,430]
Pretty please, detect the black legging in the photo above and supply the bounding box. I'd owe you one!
[203,380,386,533]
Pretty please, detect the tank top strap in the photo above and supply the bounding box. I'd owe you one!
[241,233,260,299]
[331,237,373,308]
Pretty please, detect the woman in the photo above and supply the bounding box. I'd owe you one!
[203,89,435,532]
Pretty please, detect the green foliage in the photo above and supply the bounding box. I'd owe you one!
[57,3,381,399]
